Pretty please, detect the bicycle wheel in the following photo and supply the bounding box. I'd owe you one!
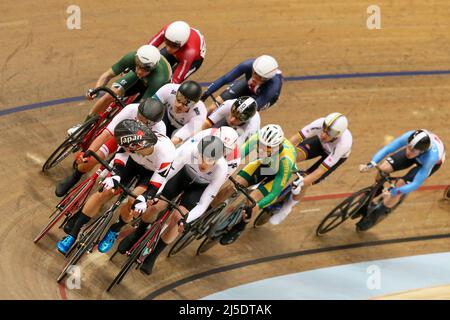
[196,237,219,255]
[316,187,372,236]
[42,115,99,172]
[196,203,226,238]
[253,208,273,228]
[444,185,450,200]
[167,229,198,257]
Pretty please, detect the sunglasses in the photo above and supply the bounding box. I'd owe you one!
[134,57,154,72]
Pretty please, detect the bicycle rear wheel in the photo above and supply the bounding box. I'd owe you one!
[167,229,198,257]
[316,187,372,236]
[42,115,99,172]
[196,237,219,255]
[444,185,450,200]
[253,208,273,228]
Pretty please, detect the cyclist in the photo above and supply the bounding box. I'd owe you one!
[152,80,207,145]
[56,119,176,254]
[270,113,353,225]
[356,129,445,231]
[200,55,282,114]
[115,134,236,275]
[193,96,260,147]
[217,124,297,244]
[55,98,167,197]
[68,44,171,135]
[148,21,206,84]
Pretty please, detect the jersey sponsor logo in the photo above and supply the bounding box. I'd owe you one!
[193,107,200,115]
[228,162,238,169]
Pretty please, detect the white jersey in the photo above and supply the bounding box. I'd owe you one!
[114,133,175,189]
[189,127,241,177]
[154,83,207,140]
[166,139,229,223]
[430,133,446,163]
[208,99,260,146]
[106,103,166,136]
[299,117,353,168]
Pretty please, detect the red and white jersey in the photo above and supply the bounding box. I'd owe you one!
[208,99,260,147]
[148,24,206,84]
[100,103,166,157]
[154,83,207,140]
[299,117,353,168]
[113,133,176,189]
[190,127,241,177]
[166,138,228,223]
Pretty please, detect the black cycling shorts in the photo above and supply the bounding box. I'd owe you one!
[119,157,154,188]
[386,149,441,182]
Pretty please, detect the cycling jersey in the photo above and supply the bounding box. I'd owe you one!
[297,117,352,170]
[111,51,172,100]
[239,133,297,208]
[153,83,207,140]
[203,58,283,111]
[165,138,228,223]
[148,24,206,84]
[207,99,260,147]
[371,130,445,196]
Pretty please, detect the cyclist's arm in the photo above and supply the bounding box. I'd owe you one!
[147,25,167,47]
[203,60,252,97]
[111,52,136,75]
[185,168,228,223]
[95,69,116,88]
[371,130,414,164]
[111,148,129,177]
[172,104,207,146]
[303,166,327,186]
[258,157,293,208]
[172,50,195,84]
[297,118,325,142]
[144,161,173,199]
[254,75,282,111]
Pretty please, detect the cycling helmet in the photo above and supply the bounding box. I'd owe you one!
[408,129,431,152]
[258,124,284,147]
[231,96,257,122]
[137,98,166,125]
[252,55,279,79]
[164,21,191,47]
[114,119,157,151]
[323,112,348,138]
[135,45,161,71]
[213,126,239,154]
[197,135,224,161]
[177,80,202,105]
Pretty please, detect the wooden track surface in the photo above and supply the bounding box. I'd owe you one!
[0,0,449,299]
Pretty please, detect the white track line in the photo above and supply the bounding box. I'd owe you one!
[0,20,29,29]
[26,152,45,166]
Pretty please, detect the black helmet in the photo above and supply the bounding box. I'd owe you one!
[177,80,202,105]
[197,135,224,161]
[231,96,257,122]
[138,98,166,124]
[114,119,157,151]
[408,129,431,152]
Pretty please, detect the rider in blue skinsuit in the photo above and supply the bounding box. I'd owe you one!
[356,129,445,231]
[200,55,283,113]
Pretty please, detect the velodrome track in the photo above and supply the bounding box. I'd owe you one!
[0,0,449,299]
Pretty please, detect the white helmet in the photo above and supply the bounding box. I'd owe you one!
[323,112,348,138]
[253,55,279,79]
[165,21,191,47]
[258,124,284,147]
[136,45,161,70]
[213,126,239,153]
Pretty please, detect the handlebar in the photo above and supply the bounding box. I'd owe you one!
[90,86,126,109]
[374,165,396,189]
[228,176,257,208]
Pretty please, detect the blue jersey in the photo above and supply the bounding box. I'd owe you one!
[371,130,443,196]
[203,58,283,111]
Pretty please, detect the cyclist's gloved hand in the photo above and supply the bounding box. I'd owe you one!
[292,174,304,195]
[131,195,148,214]
[242,206,253,223]
[86,88,98,100]
[178,216,190,233]
[101,175,121,191]
[360,161,376,173]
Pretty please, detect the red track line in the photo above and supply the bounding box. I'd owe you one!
[56,183,448,300]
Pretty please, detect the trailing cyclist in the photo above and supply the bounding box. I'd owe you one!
[56,119,176,254]
[270,112,353,225]
[200,55,282,114]
[356,129,445,231]
[55,98,167,197]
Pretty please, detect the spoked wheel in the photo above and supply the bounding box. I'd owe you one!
[167,229,198,258]
[444,185,450,200]
[196,237,219,255]
[253,208,273,228]
[316,187,372,236]
[42,115,99,172]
